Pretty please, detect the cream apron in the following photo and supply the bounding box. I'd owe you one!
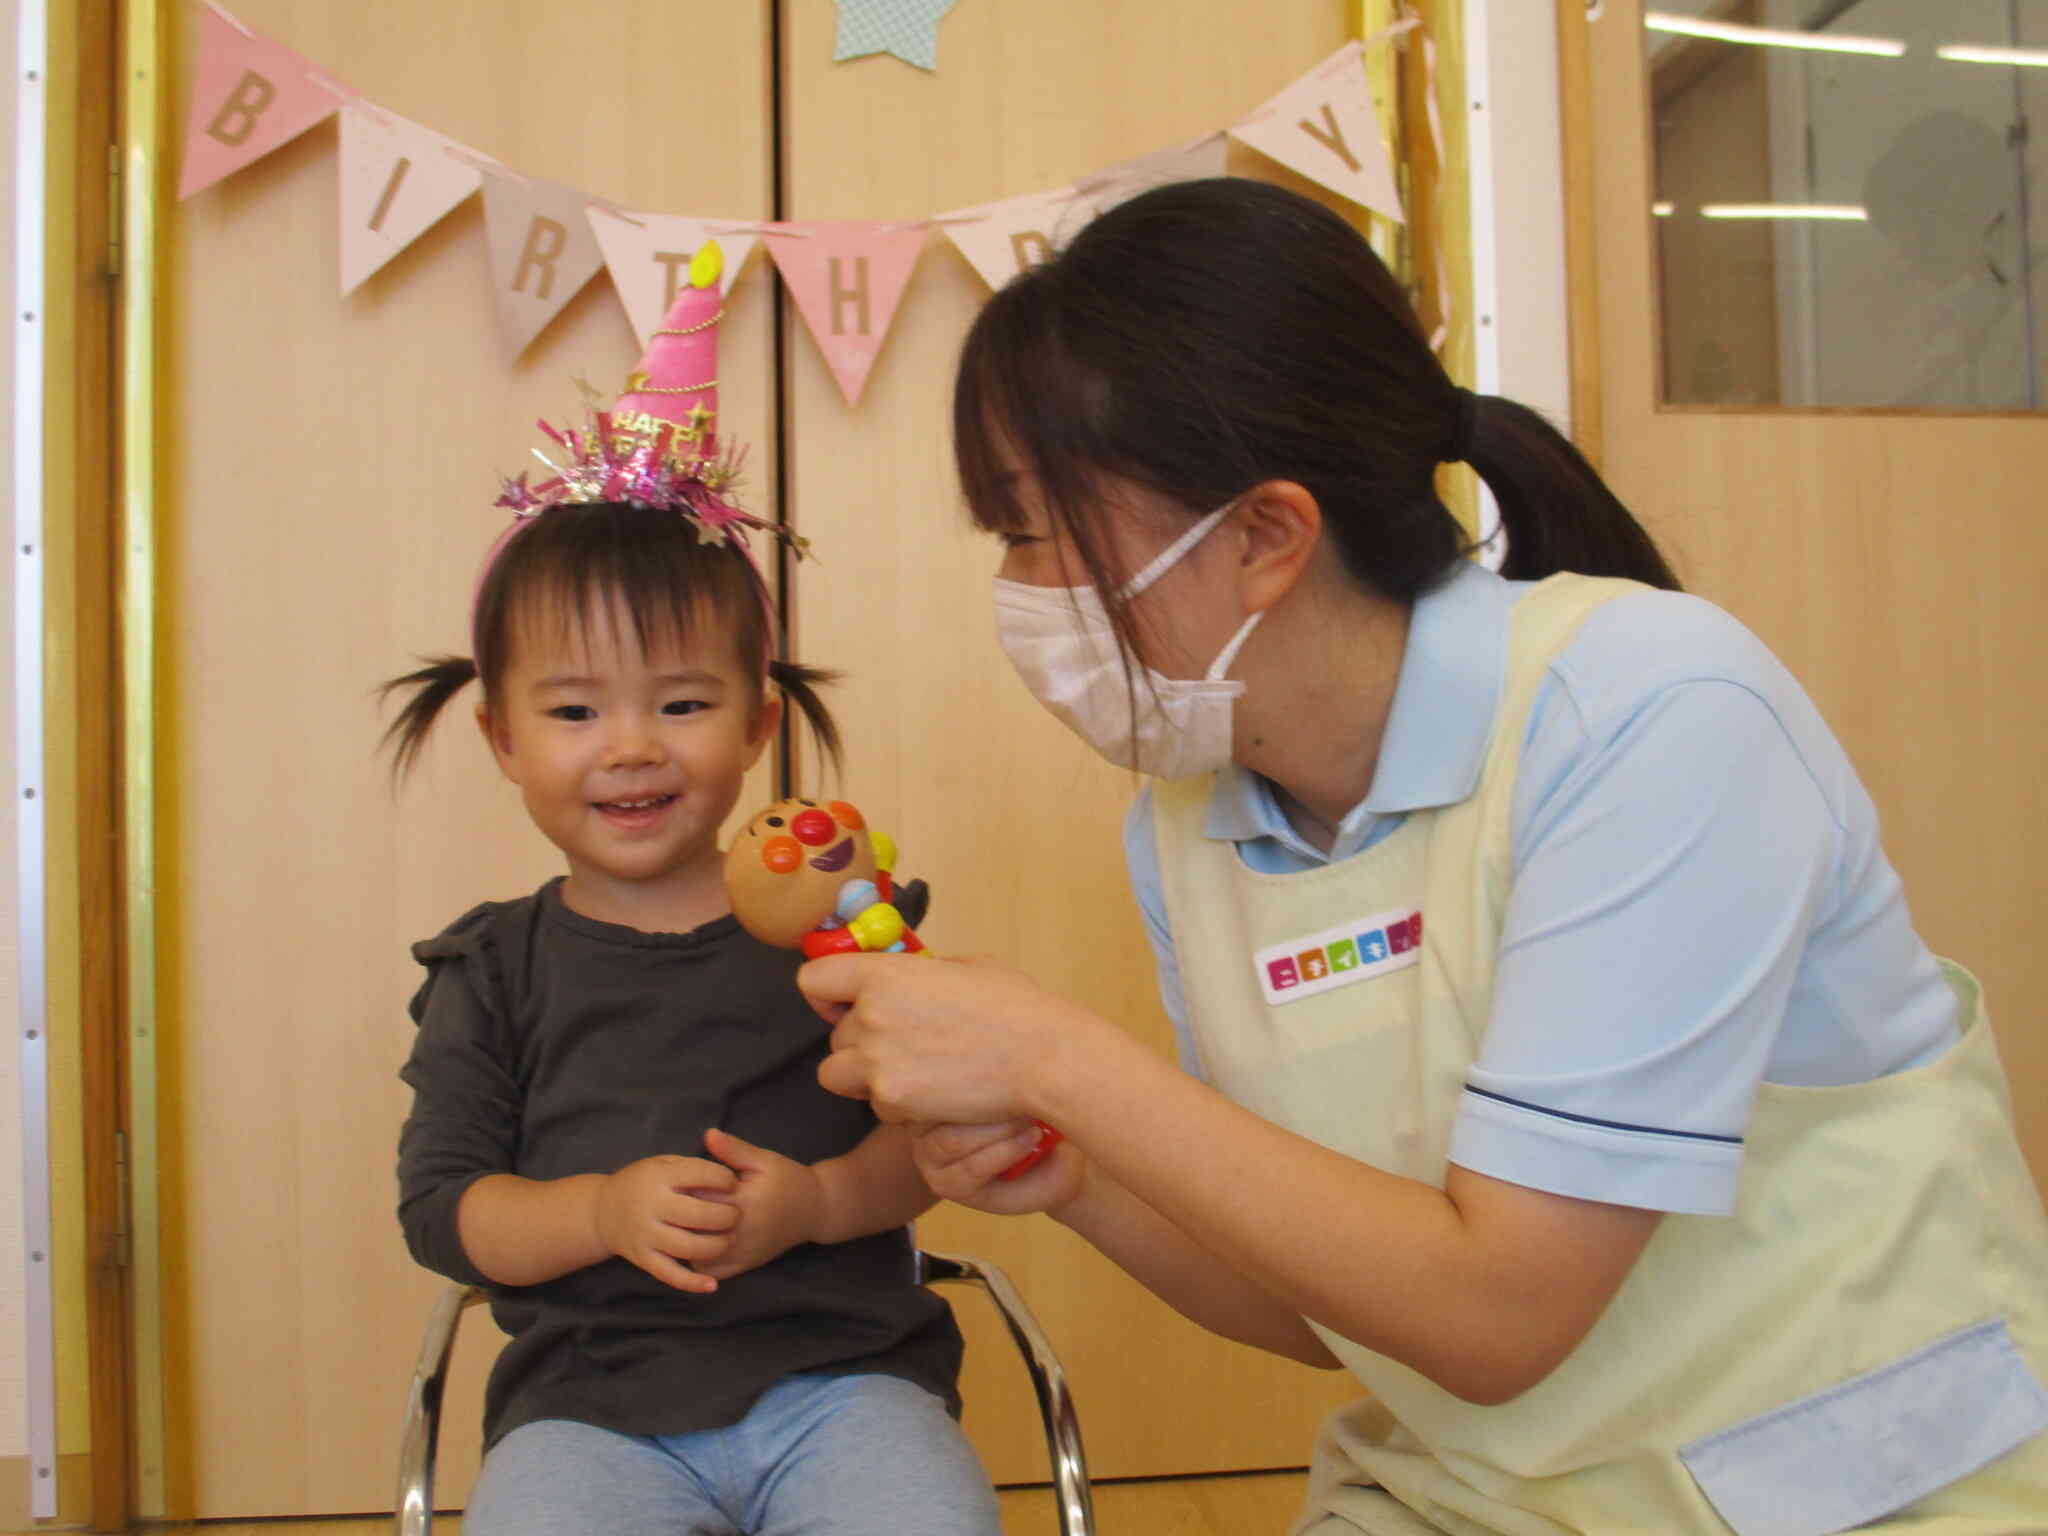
[1153,575,2048,1535]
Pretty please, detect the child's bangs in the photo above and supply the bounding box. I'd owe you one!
[484,506,768,689]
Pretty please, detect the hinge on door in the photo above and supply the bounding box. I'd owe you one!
[113,1129,133,1269]
[106,143,123,280]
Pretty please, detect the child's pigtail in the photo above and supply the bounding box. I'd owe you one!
[379,654,480,783]
[769,660,844,779]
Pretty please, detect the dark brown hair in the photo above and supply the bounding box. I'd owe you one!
[955,178,1678,661]
[380,501,837,779]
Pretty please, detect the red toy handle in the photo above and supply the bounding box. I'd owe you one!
[999,1121,1064,1181]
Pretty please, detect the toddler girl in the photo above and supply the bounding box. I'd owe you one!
[386,262,1000,1536]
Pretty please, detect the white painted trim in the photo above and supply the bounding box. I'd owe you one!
[11,0,52,1518]
[1463,0,1503,564]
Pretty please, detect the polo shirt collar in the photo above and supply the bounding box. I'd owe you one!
[1201,560,1514,849]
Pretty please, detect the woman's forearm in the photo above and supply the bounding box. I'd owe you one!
[1031,1019,1657,1404]
[1057,1162,1340,1367]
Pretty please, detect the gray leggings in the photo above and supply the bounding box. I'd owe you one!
[463,1373,1001,1536]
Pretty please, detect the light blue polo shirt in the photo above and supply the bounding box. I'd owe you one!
[1125,561,1960,1216]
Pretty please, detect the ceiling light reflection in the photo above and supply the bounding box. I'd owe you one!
[1644,13,1906,57]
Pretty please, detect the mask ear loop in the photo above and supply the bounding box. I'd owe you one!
[1204,609,1264,684]
[1115,498,1241,601]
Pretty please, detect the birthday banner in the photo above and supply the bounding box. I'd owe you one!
[179,1,1416,406]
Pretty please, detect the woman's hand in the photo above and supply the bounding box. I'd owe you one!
[803,953,1106,1125]
[591,1154,741,1294]
[914,1120,1086,1216]
[692,1128,824,1282]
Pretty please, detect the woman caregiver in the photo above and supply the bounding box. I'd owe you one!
[804,180,2048,1535]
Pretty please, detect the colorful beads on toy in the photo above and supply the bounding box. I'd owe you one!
[835,879,880,924]
[849,903,906,952]
[762,835,803,874]
[871,830,897,874]
[828,800,865,830]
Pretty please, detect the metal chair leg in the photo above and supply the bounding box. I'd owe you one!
[919,1249,1095,1536]
[395,1283,485,1536]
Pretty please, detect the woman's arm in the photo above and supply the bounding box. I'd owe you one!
[812,955,1659,1404]
[917,1122,1337,1367]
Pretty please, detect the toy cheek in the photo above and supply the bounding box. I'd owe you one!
[762,837,803,874]
[791,808,836,846]
[828,800,865,831]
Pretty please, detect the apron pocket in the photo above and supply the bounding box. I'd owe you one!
[1678,1317,2048,1536]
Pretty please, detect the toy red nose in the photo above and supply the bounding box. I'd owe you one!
[791,808,837,846]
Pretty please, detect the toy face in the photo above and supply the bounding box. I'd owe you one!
[725,797,877,949]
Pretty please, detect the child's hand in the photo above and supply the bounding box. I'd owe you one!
[592,1155,741,1294]
[914,1120,1084,1216]
[693,1127,824,1281]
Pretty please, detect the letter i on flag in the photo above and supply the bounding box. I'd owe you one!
[336,103,483,295]
[179,1,350,200]
[1229,39,1404,223]
[764,222,929,407]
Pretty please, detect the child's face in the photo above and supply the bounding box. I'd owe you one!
[479,593,778,921]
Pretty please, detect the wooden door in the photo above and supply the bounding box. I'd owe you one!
[778,0,1362,1484]
[159,0,778,1515]
[1568,0,2048,1187]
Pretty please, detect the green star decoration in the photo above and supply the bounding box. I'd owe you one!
[833,0,961,71]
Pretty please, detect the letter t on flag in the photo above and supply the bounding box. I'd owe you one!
[179,2,350,200]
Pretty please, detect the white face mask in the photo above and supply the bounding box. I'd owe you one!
[992,501,1263,780]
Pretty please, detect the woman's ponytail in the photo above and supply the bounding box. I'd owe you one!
[1460,394,1681,592]
[379,654,479,783]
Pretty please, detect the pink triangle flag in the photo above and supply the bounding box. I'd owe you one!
[179,3,351,200]
[1077,131,1231,213]
[1229,41,1403,223]
[336,102,483,296]
[587,208,762,350]
[941,131,1234,292]
[479,172,608,360]
[763,222,929,407]
[938,187,1092,291]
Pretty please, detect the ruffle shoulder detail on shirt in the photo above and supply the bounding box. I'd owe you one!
[407,891,543,1030]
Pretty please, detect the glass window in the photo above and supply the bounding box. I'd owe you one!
[1649,1,2048,409]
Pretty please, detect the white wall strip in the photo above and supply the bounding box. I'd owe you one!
[12,0,53,1518]
[1462,0,1504,566]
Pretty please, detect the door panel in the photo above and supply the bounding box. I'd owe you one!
[162,0,776,1514]
[1578,1,2048,1190]
[778,0,1363,1483]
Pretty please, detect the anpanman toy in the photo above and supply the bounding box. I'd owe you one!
[726,795,1060,1180]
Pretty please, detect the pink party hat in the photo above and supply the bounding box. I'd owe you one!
[613,241,725,457]
[490,241,802,557]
